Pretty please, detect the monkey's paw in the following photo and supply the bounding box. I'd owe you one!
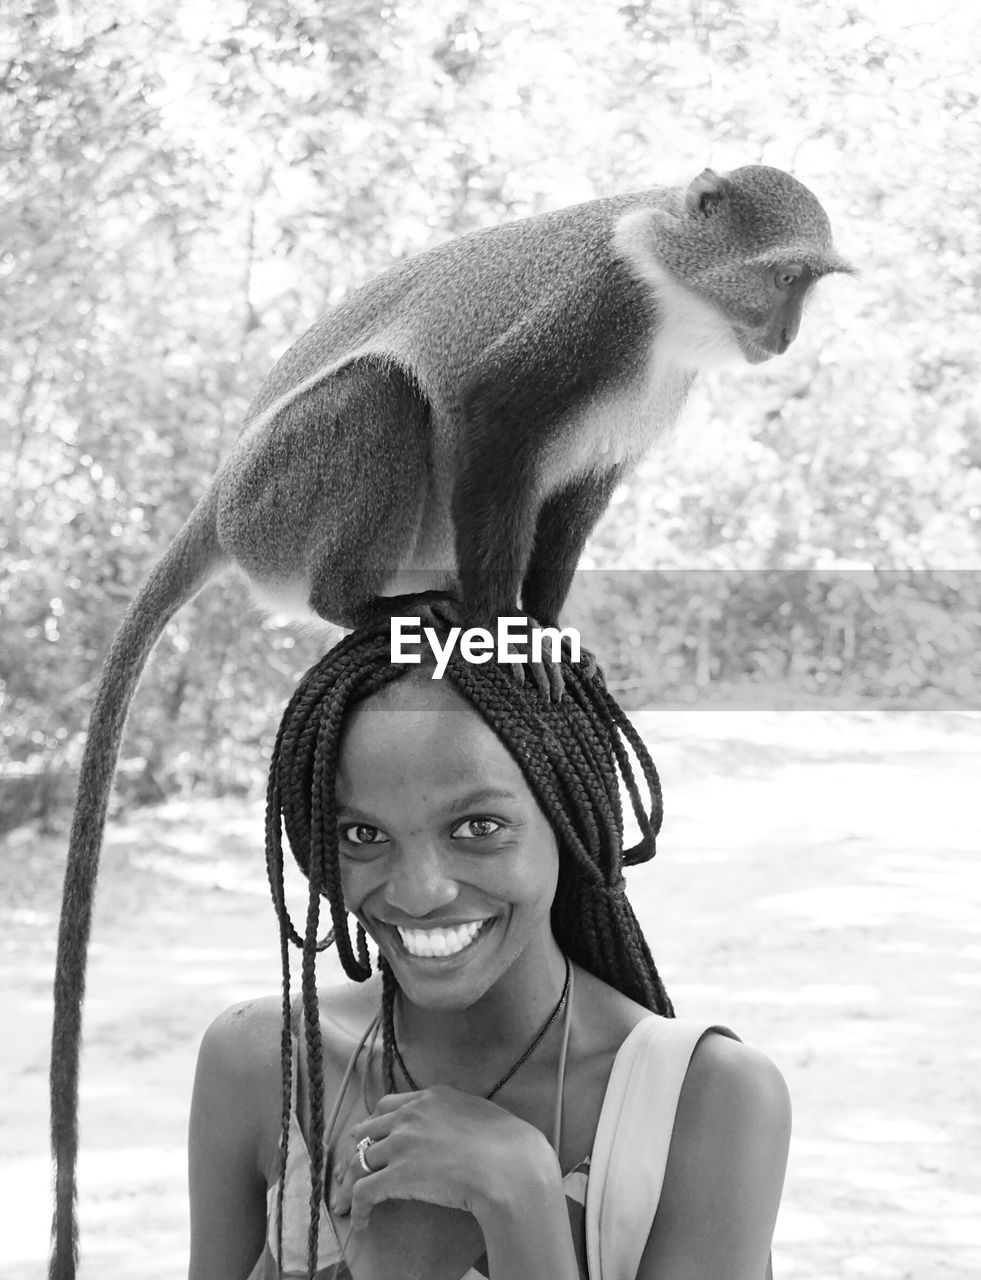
[502,622,600,702]
[509,653,566,702]
[366,591,464,630]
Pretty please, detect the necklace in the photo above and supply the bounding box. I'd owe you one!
[390,954,572,1100]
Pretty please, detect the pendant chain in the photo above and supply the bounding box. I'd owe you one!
[390,955,572,1100]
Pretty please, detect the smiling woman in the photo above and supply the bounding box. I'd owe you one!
[186,619,790,1280]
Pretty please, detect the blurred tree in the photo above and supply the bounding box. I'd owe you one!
[1,0,978,825]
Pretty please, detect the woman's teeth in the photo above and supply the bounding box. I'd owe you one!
[396,920,488,958]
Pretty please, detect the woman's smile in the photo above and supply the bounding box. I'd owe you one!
[393,917,496,959]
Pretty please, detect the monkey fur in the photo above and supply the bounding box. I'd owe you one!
[49,164,851,1277]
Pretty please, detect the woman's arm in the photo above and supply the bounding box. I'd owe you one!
[188,999,281,1280]
[637,1034,792,1280]
[470,1136,581,1280]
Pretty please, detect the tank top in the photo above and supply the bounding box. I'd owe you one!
[246,978,737,1279]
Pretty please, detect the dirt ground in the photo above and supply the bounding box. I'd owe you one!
[2,709,979,1280]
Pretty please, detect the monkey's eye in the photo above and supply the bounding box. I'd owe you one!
[341,823,390,846]
[773,264,803,291]
[451,817,502,840]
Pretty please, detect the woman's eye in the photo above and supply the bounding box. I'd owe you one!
[342,824,389,846]
[451,817,501,840]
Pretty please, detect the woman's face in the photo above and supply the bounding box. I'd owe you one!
[335,675,561,1011]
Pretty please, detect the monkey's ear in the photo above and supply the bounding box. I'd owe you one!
[685,168,730,217]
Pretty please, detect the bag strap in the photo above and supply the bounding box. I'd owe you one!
[586,1015,738,1280]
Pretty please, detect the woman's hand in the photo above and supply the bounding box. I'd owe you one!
[330,1085,561,1232]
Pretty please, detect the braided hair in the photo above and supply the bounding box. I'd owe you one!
[263,619,673,1276]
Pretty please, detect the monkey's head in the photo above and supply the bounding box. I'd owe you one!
[655,165,854,365]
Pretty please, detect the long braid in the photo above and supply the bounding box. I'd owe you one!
[379,958,399,1095]
[266,771,294,1275]
[264,619,674,1278]
[264,625,400,1277]
[442,645,670,1011]
[298,707,335,1274]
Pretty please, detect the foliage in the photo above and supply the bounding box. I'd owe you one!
[1,0,979,822]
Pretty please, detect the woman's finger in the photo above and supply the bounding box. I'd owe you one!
[352,1133,383,1177]
[348,1092,419,1148]
[360,1090,422,1121]
[330,1132,392,1218]
[349,1165,403,1233]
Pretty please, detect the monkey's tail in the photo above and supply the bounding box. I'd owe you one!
[49,489,225,1280]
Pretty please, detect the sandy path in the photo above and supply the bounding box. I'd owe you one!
[2,710,979,1279]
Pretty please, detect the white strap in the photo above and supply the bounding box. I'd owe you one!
[586,1015,737,1280]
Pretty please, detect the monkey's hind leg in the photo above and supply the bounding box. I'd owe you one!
[217,358,436,630]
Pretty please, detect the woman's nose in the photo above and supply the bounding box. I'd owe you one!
[383,844,459,917]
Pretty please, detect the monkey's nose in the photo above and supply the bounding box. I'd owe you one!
[780,312,802,351]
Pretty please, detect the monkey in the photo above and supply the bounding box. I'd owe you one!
[49,163,851,1278]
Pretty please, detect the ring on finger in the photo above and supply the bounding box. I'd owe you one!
[356,1136,375,1174]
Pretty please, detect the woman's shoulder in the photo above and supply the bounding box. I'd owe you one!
[677,1028,792,1155]
[643,1031,790,1272]
[193,981,384,1170]
[631,1026,790,1277]
[619,1010,791,1148]
[191,997,286,1181]
[194,996,286,1143]
[198,996,283,1079]
[197,978,384,1082]
[571,968,790,1171]
[574,965,789,1119]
